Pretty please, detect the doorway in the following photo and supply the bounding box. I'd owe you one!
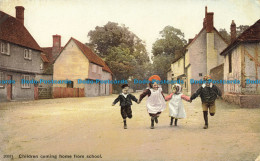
[7,75,12,101]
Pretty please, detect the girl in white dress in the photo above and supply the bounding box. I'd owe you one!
[138,75,166,129]
[165,84,190,126]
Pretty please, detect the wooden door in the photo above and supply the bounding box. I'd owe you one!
[7,75,12,101]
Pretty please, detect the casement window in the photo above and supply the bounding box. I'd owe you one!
[199,73,203,77]
[1,42,10,55]
[21,75,30,89]
[24,49,32,60]
[228,53,232,73]
[0,72,4,88]
[40,63,43,70]
[92,64,97,73]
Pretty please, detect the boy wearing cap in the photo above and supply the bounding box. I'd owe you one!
[190,75,222,129]
[112,84,139,129]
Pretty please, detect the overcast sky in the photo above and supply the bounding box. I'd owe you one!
[0,0,259,54]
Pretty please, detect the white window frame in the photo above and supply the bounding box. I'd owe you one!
[24,49,32,60]
[1,42,10,55]
[40,63,43,70]
[0,72,4,88]
[29,49,32,60]
[21,75,30,89]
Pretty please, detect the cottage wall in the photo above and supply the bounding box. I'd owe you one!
[0,41,42,73]
[0,71,35,101]
[100,71,111,96]
[53,40,89,88]
[242,43,260,94]
[0,41,42,101]
[214,31,227,65]
[224,45,242,94]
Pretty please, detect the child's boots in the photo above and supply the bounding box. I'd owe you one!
[123,119,127,129]
[151,118,155,129]
[175,119,178,126]
[155,116,159,124]
[203,111,208,129]
[170,117,174,126]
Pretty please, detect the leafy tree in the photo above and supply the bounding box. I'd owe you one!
[219,28,231,43]
[151,26,187,92]
[88,22,150,92]
[219,25,250,44]
[236,25,250,36]
[105,46,136,80]
[152,26,187,57]
[88,22,137,58]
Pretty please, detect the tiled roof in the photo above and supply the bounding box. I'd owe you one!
[100,59,113,74]
[72,38,113,74]
[41,47,52,62]
[56,37,113,74]
[0,11,42,51]
[220,19,260,56]
[41,46,64,63]
[71,38,105,67]
[40,53,49,63]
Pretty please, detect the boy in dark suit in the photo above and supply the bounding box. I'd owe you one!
[112,84,139,129]
[190,75,222,129]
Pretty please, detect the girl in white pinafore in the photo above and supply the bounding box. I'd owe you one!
[165,84,190,126]
[139,75,166,129]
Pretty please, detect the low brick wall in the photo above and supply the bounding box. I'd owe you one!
[53,87,85,98]
[223,93,260,108]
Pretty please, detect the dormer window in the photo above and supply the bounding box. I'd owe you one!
[24,49,32,60]
[1,42,10,55]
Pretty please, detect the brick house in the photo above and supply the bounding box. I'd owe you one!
[220,19,260,108]
[0,6,43,101]
[168,7,228,95]
[53,37,113,97]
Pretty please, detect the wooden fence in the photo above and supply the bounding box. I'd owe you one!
[53,87,85,98]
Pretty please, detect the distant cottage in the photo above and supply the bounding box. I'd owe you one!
[53,37,113,97]
[0,6,43,101]
[168,7,228,95]
[220,19,260,108]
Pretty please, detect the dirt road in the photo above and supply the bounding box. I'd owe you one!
[0,93,260,161]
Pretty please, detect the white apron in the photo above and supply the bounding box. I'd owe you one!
[146,88,166,114]
[169,93,186,119]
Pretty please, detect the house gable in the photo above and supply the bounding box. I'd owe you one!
[53,39,90,88]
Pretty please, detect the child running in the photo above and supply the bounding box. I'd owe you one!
[138,75,166,129]
[165,84,190,126]
[190,75,222,129]
[112,84,139,129]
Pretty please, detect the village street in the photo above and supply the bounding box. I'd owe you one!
[0,93,260,161]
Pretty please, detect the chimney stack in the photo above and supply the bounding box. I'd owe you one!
[203,6,207,28]
[203,6,214,32]
[52,35,61,61]
[205,6,207,17]
[15,6,25,25]
[230,20,236,43]
[205,12,214,32]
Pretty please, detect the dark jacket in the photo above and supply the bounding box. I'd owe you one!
[190,84,222,103]
[113,94,138,107]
